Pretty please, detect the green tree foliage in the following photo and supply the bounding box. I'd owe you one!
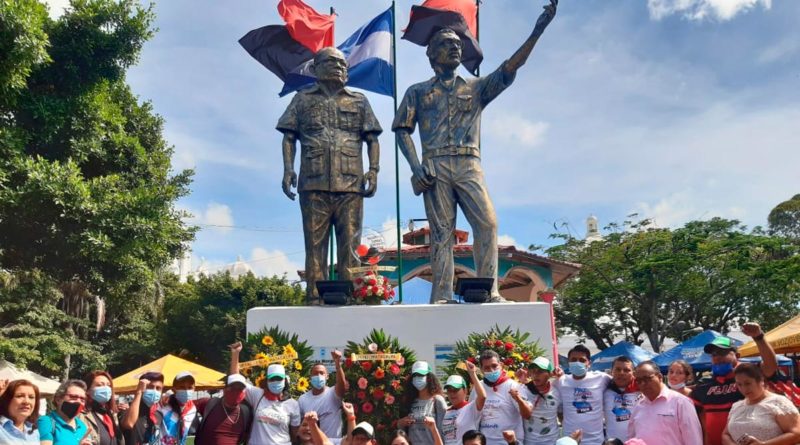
[769,194,800,240]
[158,272,304,372]
[548,217,800,353]
[0,0,194,378]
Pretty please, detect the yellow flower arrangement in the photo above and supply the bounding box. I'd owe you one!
[256,352,268,361]
[262,335,274,346]
[283,344,297,356]
[296,377,310,392]
[294,360,303,370]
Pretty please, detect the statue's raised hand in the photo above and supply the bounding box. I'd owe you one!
[533,0,557,38]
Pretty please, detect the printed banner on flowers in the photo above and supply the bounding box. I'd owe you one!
[351,353,403,361]
[348,265,397,273]
[239,351,299,370]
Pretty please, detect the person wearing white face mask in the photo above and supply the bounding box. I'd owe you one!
[229,341,301,445]
[298,350,347,441]
[554,345,611,445]
[398,361,447,445]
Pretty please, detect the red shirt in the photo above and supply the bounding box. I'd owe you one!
[689,374,742,445]
[194,398,247,445]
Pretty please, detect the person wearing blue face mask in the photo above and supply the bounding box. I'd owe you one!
[298,349,347,440]
[149,371,199,445]
[469,350,528,445]
[554,344,611,445]
[399,361,447,445]
[81,370,123,445]
[688,322,778,445]
[122,371,165,445]
[229,341,301,445]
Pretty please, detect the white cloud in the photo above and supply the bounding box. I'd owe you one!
[249,247,302,280]
[376,217,412,248]
[757,39,800,64]
[634,189,755,228]
[647,0,771,21]
[485,116,549,148]
[186,202,234,233]
[42,0,70,18]
[497,234,519,248]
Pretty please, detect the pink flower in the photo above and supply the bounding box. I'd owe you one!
[358,377,368,389]
[396,355,405,366]
[389,363,401,375]
[384,394,395,405]
[361,402,374,414]
[368,343,378,352]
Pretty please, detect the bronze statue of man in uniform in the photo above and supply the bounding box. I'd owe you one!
[277,47,382,302]
[392,1,557,303]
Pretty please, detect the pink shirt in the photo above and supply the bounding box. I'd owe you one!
[628,387,703,445]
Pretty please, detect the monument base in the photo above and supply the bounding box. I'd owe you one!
[247,302,553,378]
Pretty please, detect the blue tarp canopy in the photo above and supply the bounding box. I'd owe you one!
[590,341,656,372]
[653,330,743,372]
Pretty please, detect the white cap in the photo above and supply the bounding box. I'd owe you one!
[531,357,554,372]
[411,361,431,376]
[267,364,286,379]
[352,421,374,438]
[174,371,194,383]
[555,438,578,445]
[444,375,467,389]
[226,374,247,387]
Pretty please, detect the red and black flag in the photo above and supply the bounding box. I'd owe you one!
[402,0,482,75]
[239,0,335,83]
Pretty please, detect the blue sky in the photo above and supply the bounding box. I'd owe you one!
[46,0,800,279]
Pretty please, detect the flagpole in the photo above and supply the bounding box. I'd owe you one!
[329,5,336,282]
[391,0,403,304]
[475,0,480,77]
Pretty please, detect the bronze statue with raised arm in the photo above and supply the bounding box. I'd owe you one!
[392,1,557,303]
[277,47,382,302]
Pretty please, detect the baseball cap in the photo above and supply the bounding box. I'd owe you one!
[174,371,195,384]
[704,336,738,354]
[555,438,579,445]
[531,357,554,372]
[411,361,431,376]
[267,364,286,379]
[444,375,466,389]
[352,421,374,438]
[226,374,247,387]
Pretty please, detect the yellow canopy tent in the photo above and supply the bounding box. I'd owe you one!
[113,354,226,394]
[740,314,800,357]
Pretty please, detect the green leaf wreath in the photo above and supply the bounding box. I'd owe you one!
[243,325,315,397]
[343,329,417,444]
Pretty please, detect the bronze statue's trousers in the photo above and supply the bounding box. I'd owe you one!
[422,155,499,302]
[299,191,363,302]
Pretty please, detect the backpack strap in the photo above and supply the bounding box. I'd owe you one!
[240,399,255,445]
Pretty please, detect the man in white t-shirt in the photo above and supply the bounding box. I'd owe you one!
[603,356,643,442]
[518,357,562,445]
[555,344,611,445]
[441,361,485,445]
[298,349,347,439]
[472,350,530,444]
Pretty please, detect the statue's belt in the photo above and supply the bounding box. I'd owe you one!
[422,146,481,160]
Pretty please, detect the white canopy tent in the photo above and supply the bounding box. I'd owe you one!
[0,360,60,395]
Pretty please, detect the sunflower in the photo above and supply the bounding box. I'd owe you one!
[283,344,297,357]
[256,352,268,361]
[254,374,265,388]
[261,335,274,346]
[294,360,303,371]
[296,377,310,392]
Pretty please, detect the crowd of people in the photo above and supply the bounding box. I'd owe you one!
[2,322,800,445]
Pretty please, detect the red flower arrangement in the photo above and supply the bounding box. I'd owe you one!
[344,329,416,445]
[447,325,547,381]
[353,271,395,305]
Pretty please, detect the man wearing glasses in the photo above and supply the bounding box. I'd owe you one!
[627,361,702,445]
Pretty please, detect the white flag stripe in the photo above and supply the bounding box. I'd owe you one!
[346,30,393,68]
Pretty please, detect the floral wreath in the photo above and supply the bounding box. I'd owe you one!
[342,329,416,444]
[353,270,395,305]
[445,325,547,380]
[243,326,314,397]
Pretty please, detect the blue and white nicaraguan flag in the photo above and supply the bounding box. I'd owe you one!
[279,7,395,97]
